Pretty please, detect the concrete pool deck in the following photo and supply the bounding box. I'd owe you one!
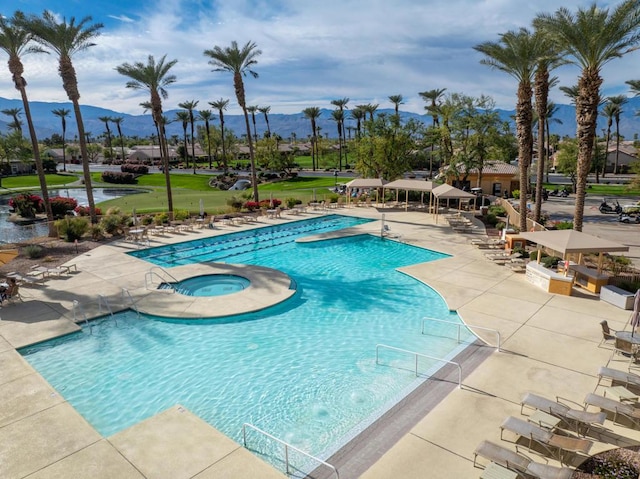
[0,206,638,478]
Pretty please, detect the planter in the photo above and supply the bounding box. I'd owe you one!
[573,446,640,478]
[600,285,635,310]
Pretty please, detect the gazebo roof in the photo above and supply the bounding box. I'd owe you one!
[518,230,629,255]
[384,179,435,192]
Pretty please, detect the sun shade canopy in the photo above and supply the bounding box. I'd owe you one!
[384,179,434,192]
[518,230,629,255]
[345,178,387,188]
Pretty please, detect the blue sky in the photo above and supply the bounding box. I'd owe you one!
[2,0,639,116]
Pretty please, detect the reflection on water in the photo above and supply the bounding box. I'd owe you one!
[0,188,143,244]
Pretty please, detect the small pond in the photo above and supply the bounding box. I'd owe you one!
[0,188,145,244]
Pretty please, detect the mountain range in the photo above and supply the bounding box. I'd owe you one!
[1,96,640,143]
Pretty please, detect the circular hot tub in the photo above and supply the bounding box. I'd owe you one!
[162,274,251,297]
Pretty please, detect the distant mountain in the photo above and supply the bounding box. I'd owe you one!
[1,96,640,142]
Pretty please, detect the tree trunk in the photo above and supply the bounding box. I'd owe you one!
[516,82,533,233]
[243,109,259,202]
[533,68,548,224]
[72,100,97,224]
[574,68,602,232]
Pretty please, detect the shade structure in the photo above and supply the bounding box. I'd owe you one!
[631,289,640,337]
[431,184,477,223]
[345,178,387,206]
[0,249,18,266]
[384,179,435,211]
[519,229,629,274]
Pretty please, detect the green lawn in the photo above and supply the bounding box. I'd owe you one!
[1,173,79,189]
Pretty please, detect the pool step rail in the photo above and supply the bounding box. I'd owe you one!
[421,317,501,352]
[145,266,179,292]
[122,288,140,318]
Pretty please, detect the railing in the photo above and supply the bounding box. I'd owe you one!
[375,344,462,388]
[122,288,139,318]
[242,423,339,479]
[145,266,179,291]
[72,299,92,334]
[98,294,117,327]
[421,317,501,352]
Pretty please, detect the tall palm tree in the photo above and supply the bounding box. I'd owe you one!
[302,106,321,171]
[204,41,262,201]
[363,103,378,122]
[350,106,366,138]
[607,95,628,174]
[388,94,404,117]
[111,116,125,162]
[178,100,199,174]
[0,13,54,234]
[331,109,345,170]
[116,54,178,218]
[1,107,23,133]
[52,107,70,170]
[98,115,113,160]
[175,111,189,166]
[246,105,258,143]
[534,1,640,231]
[601,101,616,177]
[330,98,349,168]
[258,105,271,137]
[24,10,103,223]
[475,28,544,233]
[198,109,214,168]
[419,88,447,127]
[544,102,562,182]
[209,98,229,170]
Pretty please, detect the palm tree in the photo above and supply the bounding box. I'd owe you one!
[198,109,214,168]
[475,28,544,233]
[330,98,349,168]
[534,1,640,231]
[608,95,628,175]
[178,100,199,174]
[350,106,366,138]
[111,116,125,162]
[204,41,262,201]
[0,13,55,234]
[98,115,113,161]
[363,103,378,121]
[116,54,178,218]
[331,109,345,170]
[52,107,70,170]
[258,105,271,137]
[544,102,562,182]
[388,94,404,117]
[419,88,447,127]
[302,106,321,171]
[246,105,258,143]
[24,10,103,223]
[209,98,229,170]
[175,110,190,166]
[601,102,616,177]
[1,107,23,133]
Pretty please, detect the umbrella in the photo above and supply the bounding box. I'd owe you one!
[132,208,137,226]
[631,289,640,337]
[0,249,18,266]
[199,199,205,218]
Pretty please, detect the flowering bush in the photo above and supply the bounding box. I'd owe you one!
[74,205,102,217]
[244,201,260,211]
[121,163,149,174]
[101,171,136,184]
[9,194,44,218]
[258,198,281,208]
[50,196,78,218]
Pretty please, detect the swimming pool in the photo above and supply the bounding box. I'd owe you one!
[159,274,251,296]
[20,216,476,473]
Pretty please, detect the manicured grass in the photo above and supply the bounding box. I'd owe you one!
[544,183,640,197]
[1,173,79,189]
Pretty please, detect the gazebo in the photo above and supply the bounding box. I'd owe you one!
[431,184,477,223]
[345,178,387,205]
[383,179,435,210]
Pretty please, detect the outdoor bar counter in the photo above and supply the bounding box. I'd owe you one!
[569,264,609,293]
[525,261,574,296]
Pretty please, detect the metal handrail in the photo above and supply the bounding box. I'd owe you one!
[122,288,139,318]
[421,317,501,352]
[145,266,179,291]
[98,294,117,327]
[375,344,462,388]
[242,423,339,479]
[72,299,92,334]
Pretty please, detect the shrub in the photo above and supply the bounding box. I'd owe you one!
[24,244,45,259]
[99,213,127,235]
[486,213,499,226]
[512,189,520,199]
[89,224,104,241]
[154,212,169,225]
[528,250,547,261]
[487,205,506,217]
[121,163,149,174]
[226,196,243,211]
[555,221,573,230]
[74,205,102,216]
[55,216,89,242]
[495,221,506,230]
[101,171,136,184]
[174,209,190,221]
[141,215,154,226]
[258,199,281,208]
[9,194,44,218]
[512,246,528,259]
[541,255,561,269]
[50,196,78,218]
[244,201,259,212]
[286,197,299,208]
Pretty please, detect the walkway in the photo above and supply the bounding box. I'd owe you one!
[0,206,636,478]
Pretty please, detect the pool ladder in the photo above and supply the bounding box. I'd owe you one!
[242,423,339,479]
[145,266,179,292]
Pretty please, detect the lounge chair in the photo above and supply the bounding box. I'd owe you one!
[2,281,22,304]
[597,366,640,389]
[7,271,46,286]
[499,416,593,465]
[584,392,640,426]
[473,440,574,479]
[599,320,617,348]
[520,393,606,436]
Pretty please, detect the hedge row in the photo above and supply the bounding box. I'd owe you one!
[101,171,136,184]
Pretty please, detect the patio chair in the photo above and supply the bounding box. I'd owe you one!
[473,440,574,479]
[520,392,606,436]
[499,416,593,465]
[584,392,640,427]
[599,320,617,348]
[597,366,640,389]
[612,337,634,360]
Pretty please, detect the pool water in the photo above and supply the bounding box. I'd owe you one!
[160,274,251,296]
[20,217,475,473]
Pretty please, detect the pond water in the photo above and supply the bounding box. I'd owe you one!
[0,188,144,244]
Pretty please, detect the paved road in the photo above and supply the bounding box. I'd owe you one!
[540,194,640,269]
